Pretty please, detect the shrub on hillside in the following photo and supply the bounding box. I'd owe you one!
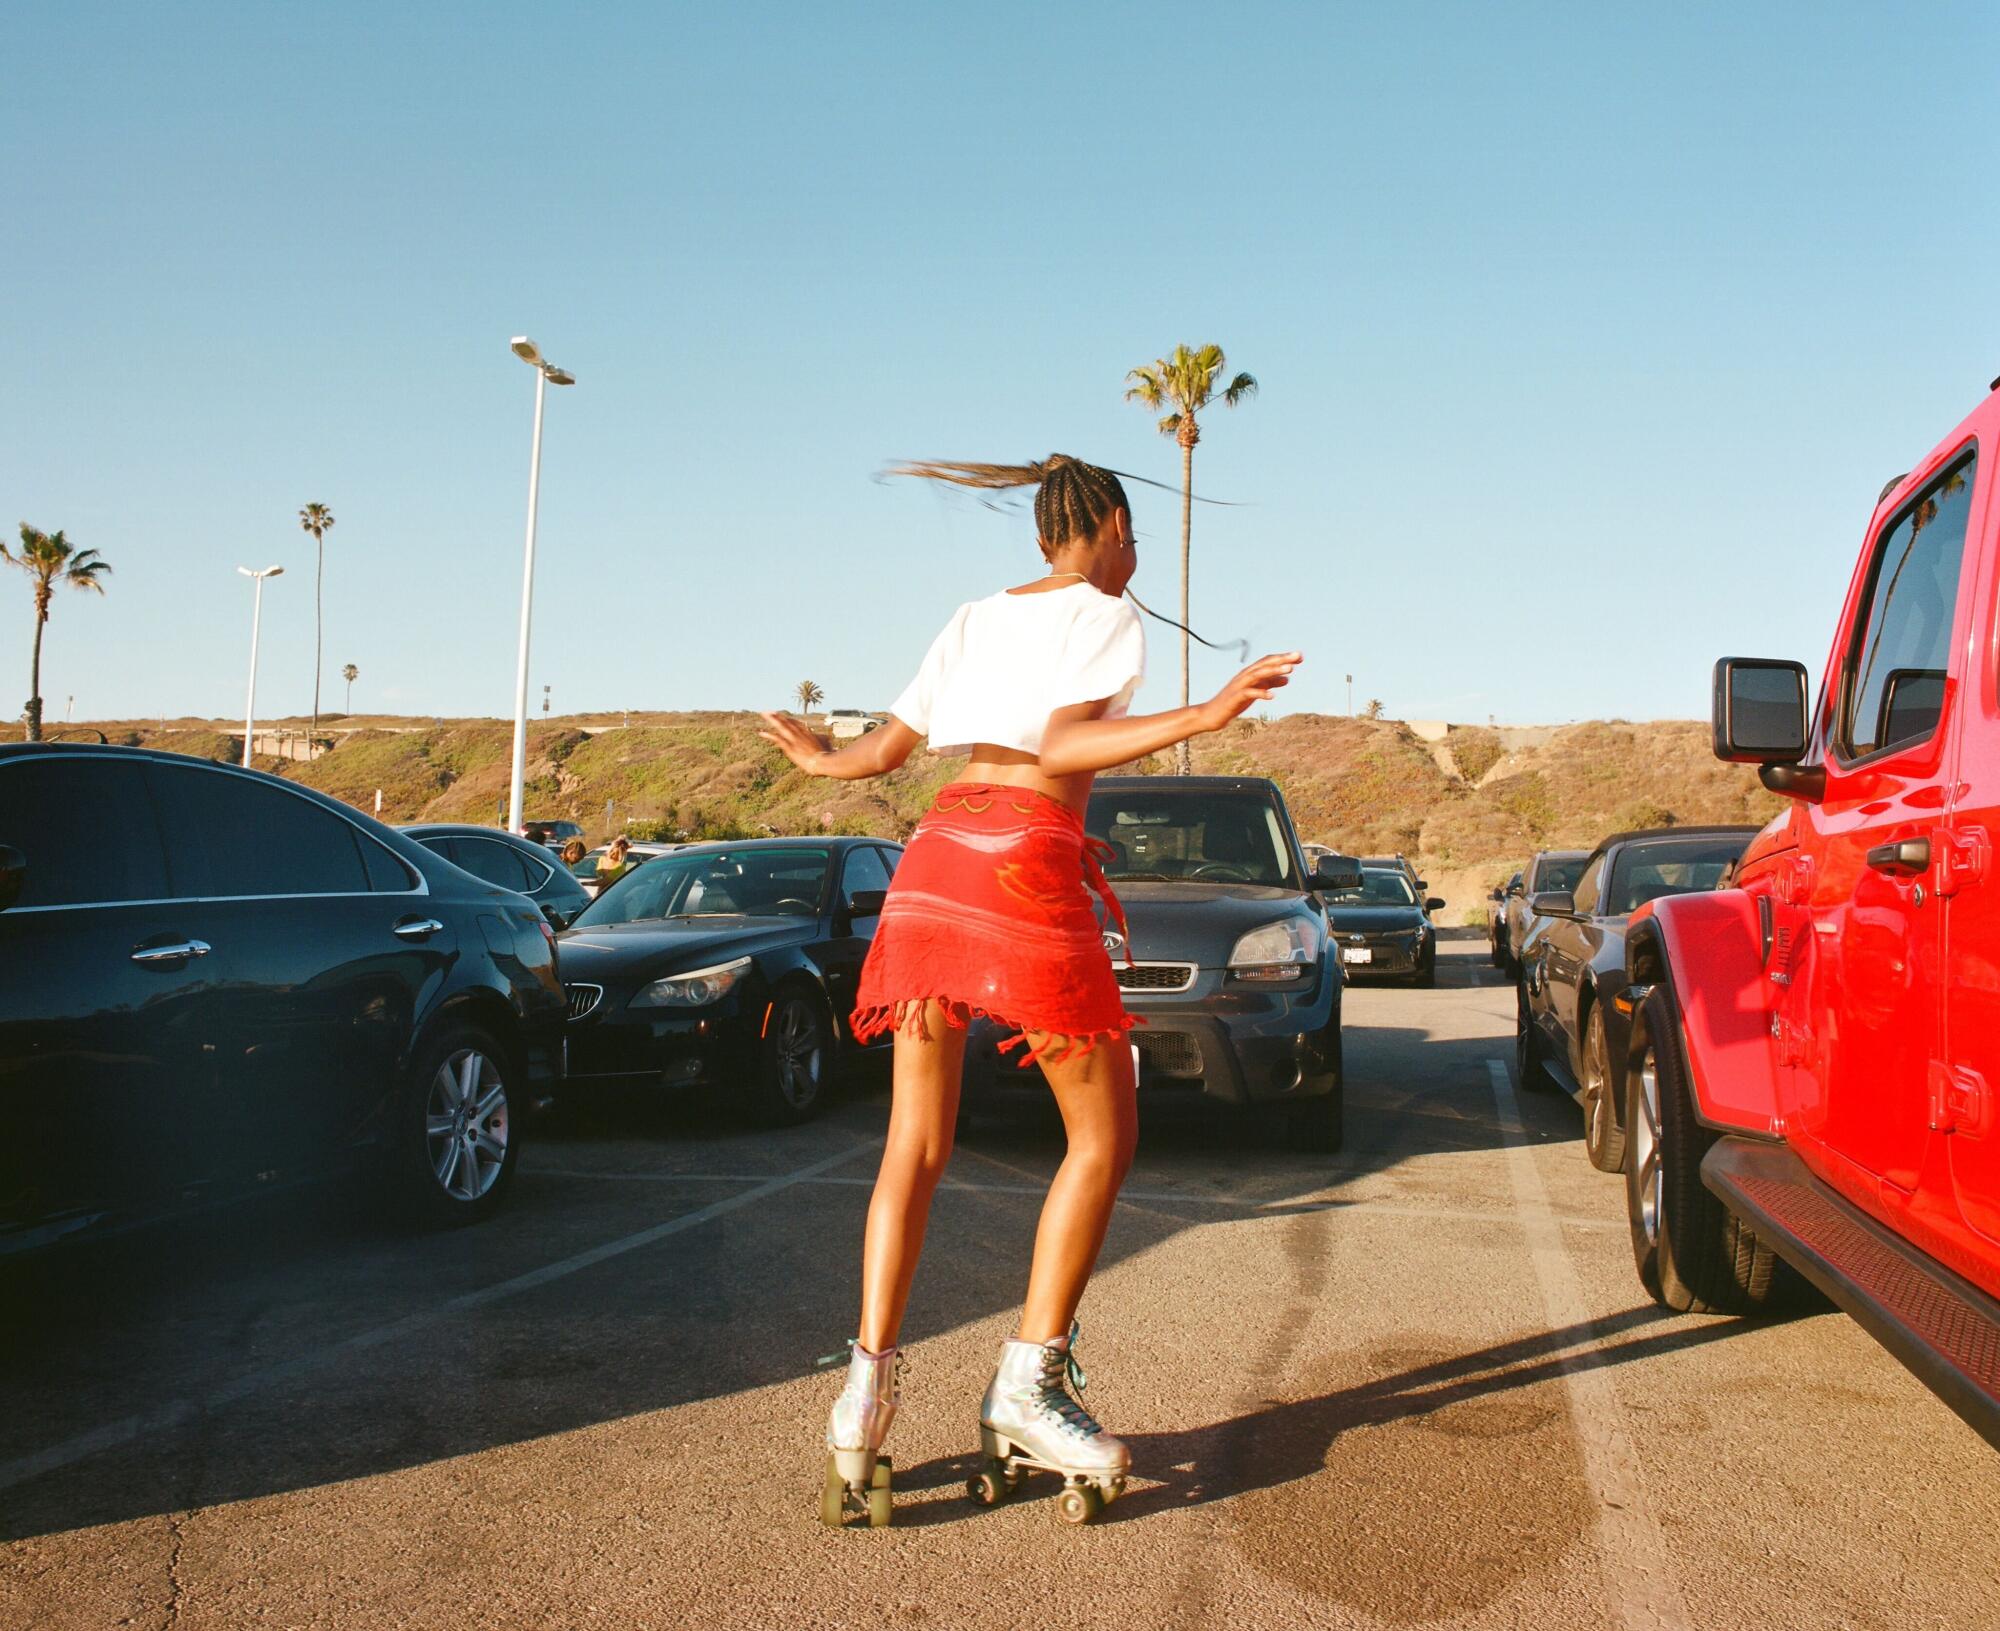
[1447,726,1503,784]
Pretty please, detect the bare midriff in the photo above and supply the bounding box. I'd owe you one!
[960,748,1094,817]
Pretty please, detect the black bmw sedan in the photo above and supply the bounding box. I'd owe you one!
[556,836,903,1125]
[0,744,567,1254]
[401,821,591,928]
[1322,867,1448,986]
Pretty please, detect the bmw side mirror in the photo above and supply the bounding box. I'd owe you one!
[847,889,888,918]
[1531,890,1576,918]
[1313,854,1363,890]
[0,845,21,911]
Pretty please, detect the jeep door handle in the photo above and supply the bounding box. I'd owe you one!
[1866,838,1930,875]
[392,917,446,940]
[131,939,211,965]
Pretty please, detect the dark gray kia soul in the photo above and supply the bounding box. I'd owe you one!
[962,776,1358,1151]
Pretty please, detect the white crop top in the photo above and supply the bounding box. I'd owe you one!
[889,583,1147,756]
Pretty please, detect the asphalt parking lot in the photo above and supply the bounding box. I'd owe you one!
[4,936,1997,1631]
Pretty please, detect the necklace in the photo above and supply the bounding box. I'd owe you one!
[1044,571,1089,585]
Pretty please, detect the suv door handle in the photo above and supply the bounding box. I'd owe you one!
[1866,838,1930,875]
[131,939,211,965]
[392,917,446,940]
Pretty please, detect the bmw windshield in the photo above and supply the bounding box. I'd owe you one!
[576,847,831,926]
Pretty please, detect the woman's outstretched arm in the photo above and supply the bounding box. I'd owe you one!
[758,713,922,780]
[1037,652,1302,778]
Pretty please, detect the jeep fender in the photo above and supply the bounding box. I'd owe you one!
[1626,891,1781,1137]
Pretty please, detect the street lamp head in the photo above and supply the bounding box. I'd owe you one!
[544,367,576,386]
[238,564,285,580]
[510,336,542,365]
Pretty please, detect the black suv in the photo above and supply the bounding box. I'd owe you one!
[963,776,1359,1150]
[0,745,567,1251]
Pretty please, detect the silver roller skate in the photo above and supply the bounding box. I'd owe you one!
[967,1322,1128,1524]
[819,1341,901,1528]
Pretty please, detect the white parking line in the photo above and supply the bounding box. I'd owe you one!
[1486,1057,1691,1631]
[0,1141,874,1495]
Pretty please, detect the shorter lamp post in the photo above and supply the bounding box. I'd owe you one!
[238,565,284,767]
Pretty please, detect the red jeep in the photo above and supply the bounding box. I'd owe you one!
[1622,381,2000,1448]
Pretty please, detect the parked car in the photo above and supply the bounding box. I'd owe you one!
[1360,853,1428,897]
[527,818,584,846]
[962,776,1360,1150]
[1488,873,1523,966]
[825,709,885,741]
[576,840,680,899]
[1515,827,1755,1172]
[1498,849,1589,974]
[402,822,591,928]
[557,836,904,1124]
[0,744,566,1252]
[1323,866,1447,986]
[1627,383,2000,1449]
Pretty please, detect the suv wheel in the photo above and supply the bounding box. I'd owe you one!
[1581,1004,1625,1174]
[753,988,831,1126]
[1625,985,1778,1313]
[1288,1087,1344,1153]
[1411,946,1437,988]
[395,1020,520,1226]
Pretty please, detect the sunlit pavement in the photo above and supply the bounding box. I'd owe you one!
[4,936,1997,1630]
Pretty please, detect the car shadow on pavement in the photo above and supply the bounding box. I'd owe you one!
[877,1307,1766,1528]
[0,973,1583,1544]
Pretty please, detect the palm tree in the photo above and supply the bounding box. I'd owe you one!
[1125,344,1257,773]
[794,679,824,715]
[342,662,358,713]
[2,525,111,741]
[299,503,336,750]
[1363,699,1385,721]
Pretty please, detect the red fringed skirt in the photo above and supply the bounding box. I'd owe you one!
[850,783,1135,1066]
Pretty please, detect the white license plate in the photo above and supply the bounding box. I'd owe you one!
[1342,947,1372,965]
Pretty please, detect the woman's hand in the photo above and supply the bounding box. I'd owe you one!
[758,711,833,775]
[1200,652,1302,731]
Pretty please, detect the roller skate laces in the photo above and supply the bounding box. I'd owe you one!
[970,1321,1130,1525]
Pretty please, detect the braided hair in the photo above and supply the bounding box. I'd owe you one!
[885,455,1130,559]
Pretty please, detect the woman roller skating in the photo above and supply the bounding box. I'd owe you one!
[758,454,1299,1526]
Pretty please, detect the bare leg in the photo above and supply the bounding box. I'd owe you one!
[1018,1037,1138,1343]
[857,1002,966,1353]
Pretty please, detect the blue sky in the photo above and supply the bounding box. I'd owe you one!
[8,1,1998,728]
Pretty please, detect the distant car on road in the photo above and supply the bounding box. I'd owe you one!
[401,823,590,929]
[963,775,1360,1151]
[1498,849,1589,974]
[1360,853,1428,897]
[1488,872,1523,966]
[1323,866,1447,986]
[557,836,904,1125]
[1516,826,1755,1172]
[825,709,885,741]
[0,745,566,1253]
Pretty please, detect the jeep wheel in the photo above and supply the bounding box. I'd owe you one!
[1514,981,1555,1091]
[1581,1004,1625,1174]
[1626,985,1778,1313]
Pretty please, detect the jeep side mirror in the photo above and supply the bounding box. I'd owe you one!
[0,845,20,911]
[1530,889,1576,918]
[847,889,888,918]
[1426,897,1446,912]
[1313,854,1364,890]
[1713,657,1809,763]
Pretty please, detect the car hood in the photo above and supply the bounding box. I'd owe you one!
[1323,905,1426,934]
[1109,880,1319,967]
[556,917,815,981]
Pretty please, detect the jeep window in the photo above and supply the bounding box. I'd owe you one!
[1606,837,1745,915]
[1841,451,1975,759]
[1572,853,1607,915]
[1086,792,1299,888]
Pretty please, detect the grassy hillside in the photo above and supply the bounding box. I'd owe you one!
[60,710,1781,921]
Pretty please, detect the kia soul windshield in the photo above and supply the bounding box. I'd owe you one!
[577,848,831,925]
[1085,792,1298,887]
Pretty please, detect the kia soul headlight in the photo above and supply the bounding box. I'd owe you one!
[631,956,753,1008]
[1228,918,1318,980]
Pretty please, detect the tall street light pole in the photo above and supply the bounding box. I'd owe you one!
[506,336,576,834]
[238,565,284,767]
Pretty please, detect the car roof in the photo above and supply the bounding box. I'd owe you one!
[633,835,891,855]
[401,823,545,841]
[1594,825,1760,852]
[1531,848,1590,860]
[1092,775,1280,794]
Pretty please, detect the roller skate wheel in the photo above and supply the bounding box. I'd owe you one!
[871,1457,894,1490]
[968,1469,1009,1507]
[819,1459,849,1528]
[866,1484,893,1527]
[1056,1485,1103,1525]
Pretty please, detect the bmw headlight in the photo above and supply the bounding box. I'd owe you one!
[631,956,754,1008]
[1228,918,1318,981]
